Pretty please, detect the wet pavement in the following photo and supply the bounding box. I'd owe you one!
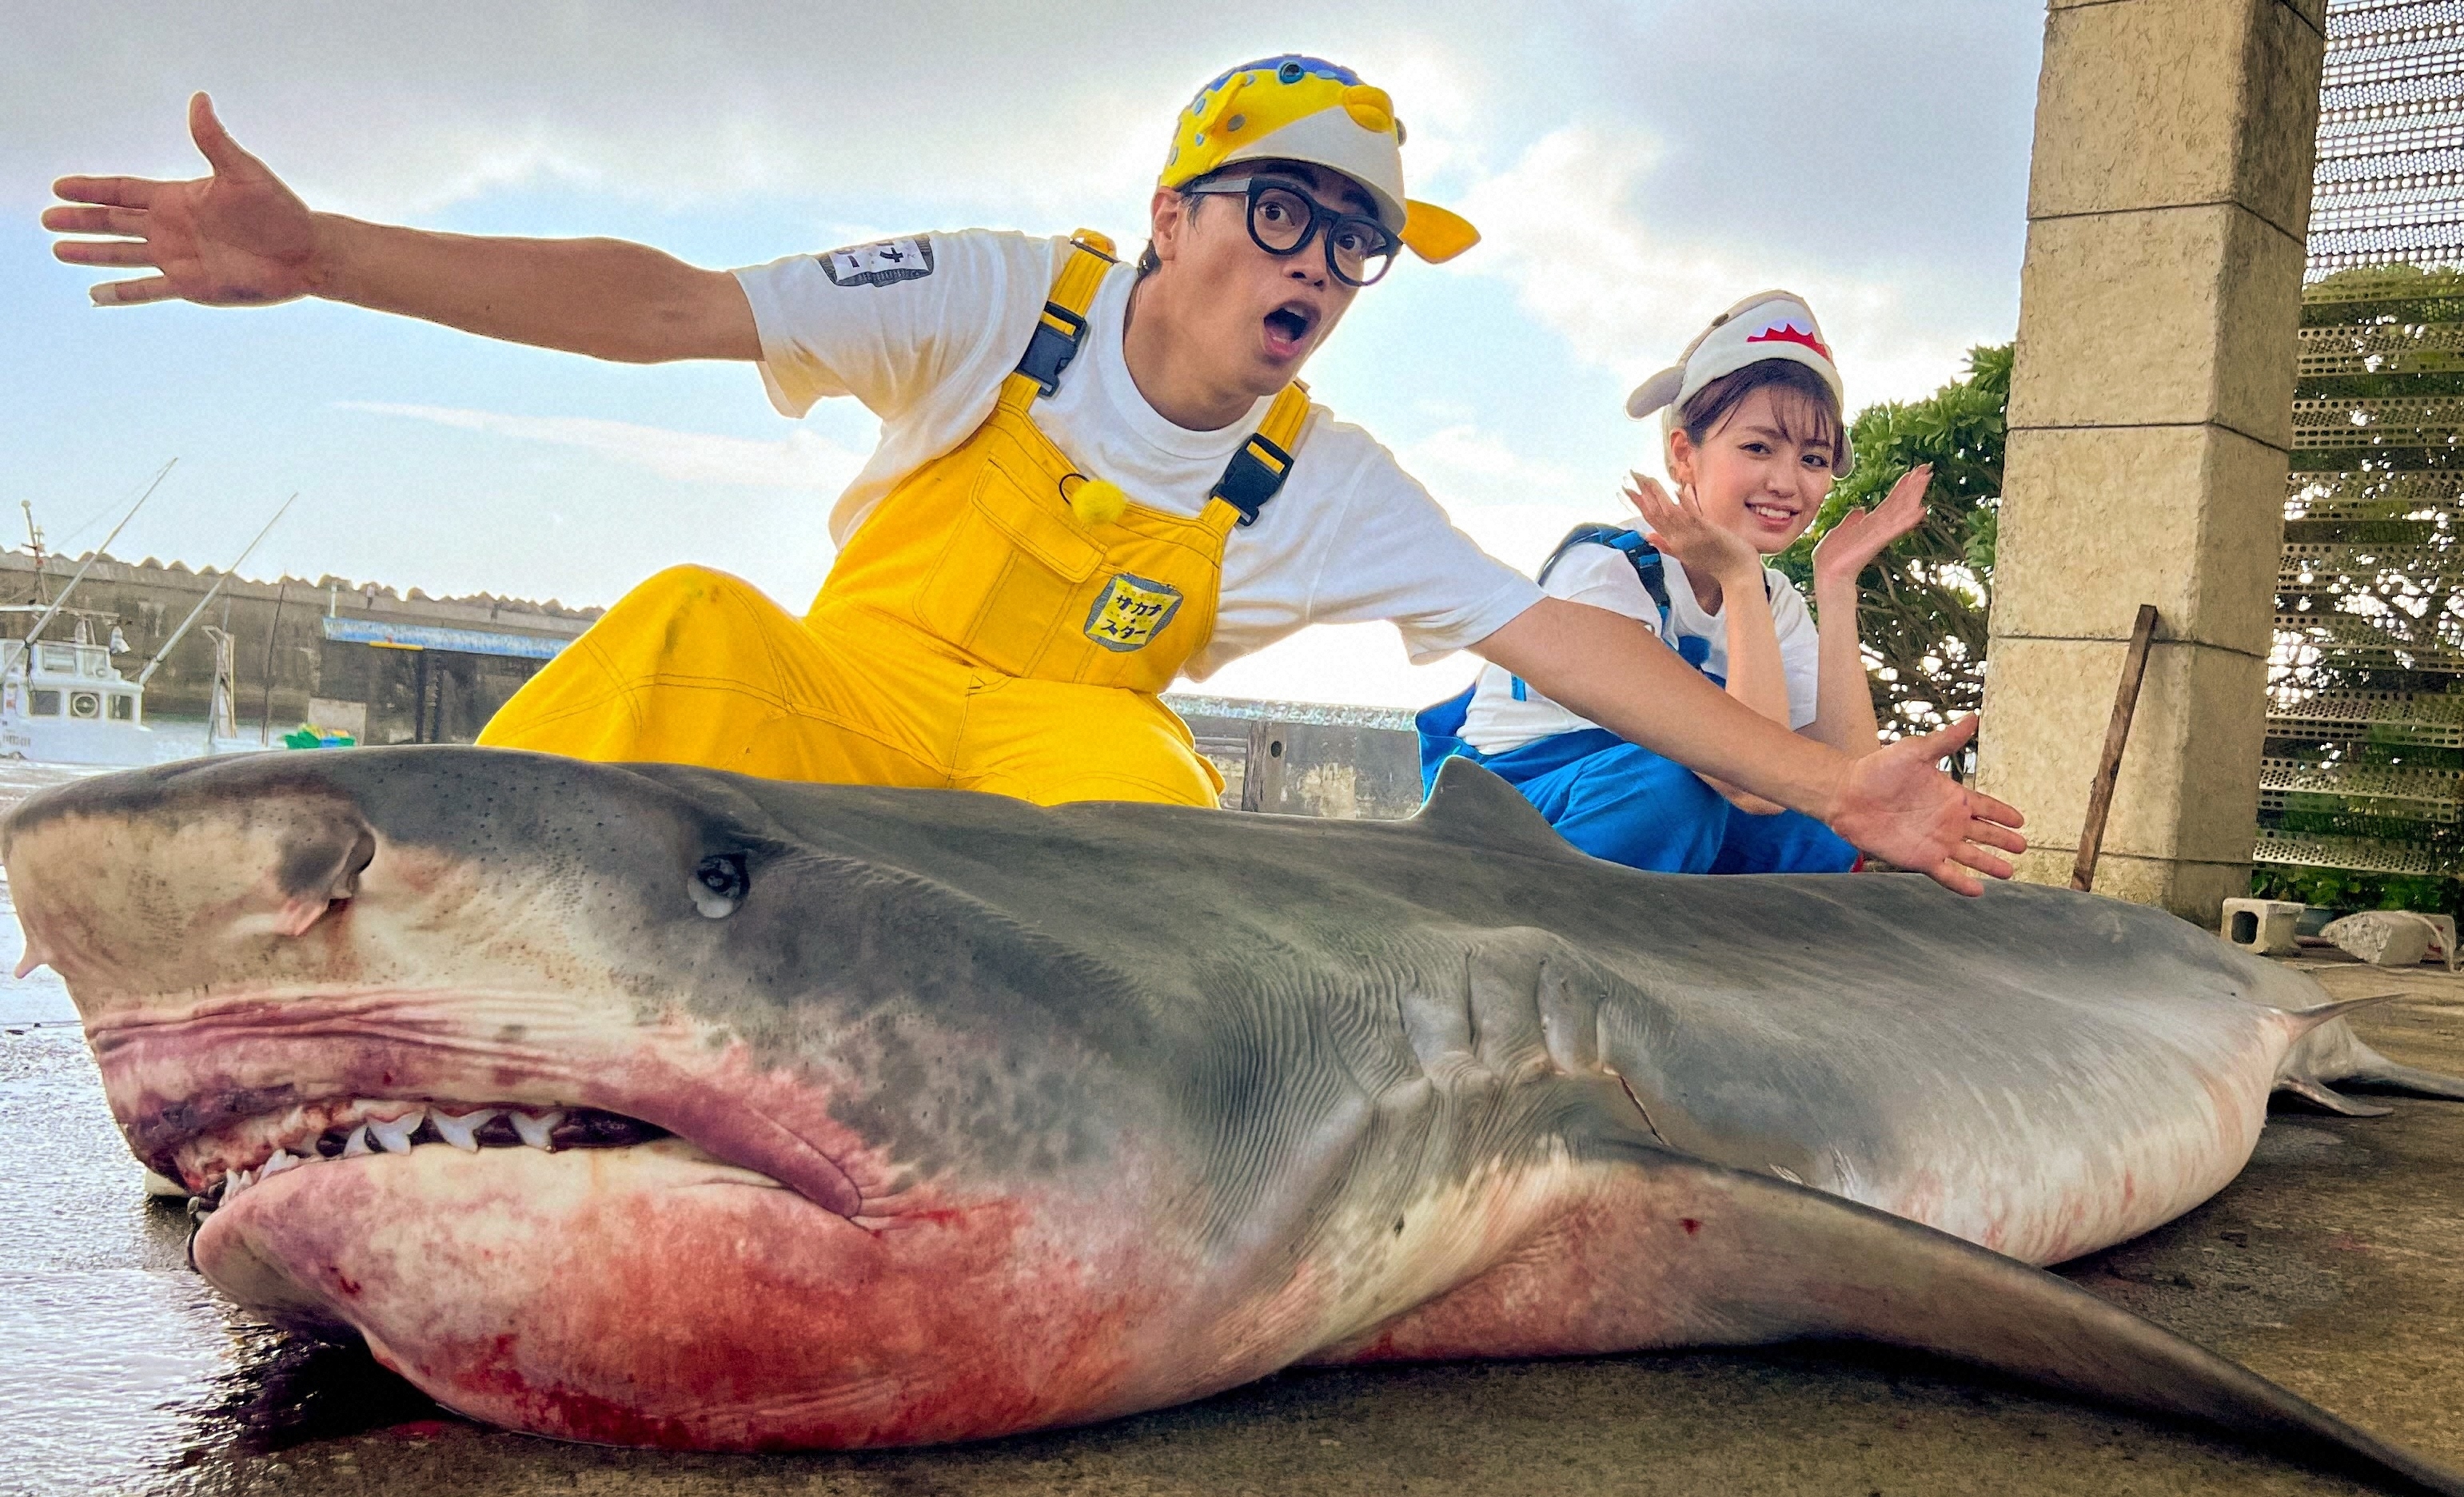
[6,756,2464,1495]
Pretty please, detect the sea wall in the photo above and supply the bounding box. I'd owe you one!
[0,550,595,728]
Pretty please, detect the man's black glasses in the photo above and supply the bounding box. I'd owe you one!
[1183,177,1399,287]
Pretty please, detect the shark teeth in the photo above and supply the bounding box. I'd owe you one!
[193,1101,667,1211]
[430,1108,496,1152]
[365,1109,421,1153]
[510,1109,564,1149]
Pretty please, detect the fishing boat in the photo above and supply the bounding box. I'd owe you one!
[0,607,165,766]
[0,471,293,768]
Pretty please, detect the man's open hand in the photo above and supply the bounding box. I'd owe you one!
[45,93,320,308]
[1826,715,2027,894]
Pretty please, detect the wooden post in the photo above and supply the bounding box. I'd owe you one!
[2071,604,2160,892]
[257,579,288,747]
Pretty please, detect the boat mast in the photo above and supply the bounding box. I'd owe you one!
[20,503,45,607]
[134,493,297,690]
[7,459,177,671]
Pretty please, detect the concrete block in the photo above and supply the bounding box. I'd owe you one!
[2322,910,2440,969]
[2031,0,2324,235]
[2220,897,2304,955]
[1977,635,2268,866]
[1992,424,2287,654]
[2007,205,2305,444]
[305,697,368,739]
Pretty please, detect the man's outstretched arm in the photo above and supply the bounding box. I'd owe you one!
[1473,597,2026,895]
[45,93,757,364]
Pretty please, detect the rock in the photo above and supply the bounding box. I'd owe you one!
[2321,910,2442,968]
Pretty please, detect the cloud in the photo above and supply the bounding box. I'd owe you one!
[1448,126,2013,411]
[336,402,867,492]
[3,4,1527,227]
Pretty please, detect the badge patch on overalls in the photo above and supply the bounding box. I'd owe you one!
[1084,574,1184,652]
[819,237,936,288]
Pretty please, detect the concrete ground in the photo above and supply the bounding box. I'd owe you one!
[10,874,2464,1494]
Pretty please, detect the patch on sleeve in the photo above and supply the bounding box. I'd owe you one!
[815,237,936,288]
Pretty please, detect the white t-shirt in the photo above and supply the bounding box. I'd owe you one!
[1458,539,1822,754]
[732,229,1541,679]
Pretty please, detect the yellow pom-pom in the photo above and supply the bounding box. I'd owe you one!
[1068,477,1130,527]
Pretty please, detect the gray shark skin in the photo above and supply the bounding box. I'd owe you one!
[6,747,2462,1491]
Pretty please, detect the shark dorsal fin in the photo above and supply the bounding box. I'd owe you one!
[1410,757,1580,858]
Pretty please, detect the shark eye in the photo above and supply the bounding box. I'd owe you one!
[690,853,749,919]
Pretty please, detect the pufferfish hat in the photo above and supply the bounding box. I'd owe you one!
[1161,55,1481,264]
[1624,290,1853,473]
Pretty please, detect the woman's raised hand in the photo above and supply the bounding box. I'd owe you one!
[1621,472,1761,585]
[44,94,321,308]
[1812,462,1932,591]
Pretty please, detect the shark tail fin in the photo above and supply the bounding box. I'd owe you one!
[2275,1075,2395,1117]
[1409,757,1582,860]
[2279,990,2404,1034]
[2349,1058,2464,1101]
[2274,990,2464,1105]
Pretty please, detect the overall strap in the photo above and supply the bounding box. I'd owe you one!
[1001,230,1118,411]
[1509,525,1690,703]
[1537,524,1667,602]
[1209,381,1313,527]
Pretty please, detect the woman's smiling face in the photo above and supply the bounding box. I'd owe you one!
[1665,383,1840,555]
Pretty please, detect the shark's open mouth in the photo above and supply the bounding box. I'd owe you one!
[183,1097,674,1208]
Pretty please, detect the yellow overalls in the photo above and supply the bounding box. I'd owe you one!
[476,232,1311,807]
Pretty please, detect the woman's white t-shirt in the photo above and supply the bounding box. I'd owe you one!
[732,229,1541,681]
[1457,539,1821,755]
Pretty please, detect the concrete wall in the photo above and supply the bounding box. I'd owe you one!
[0,551,594,729]
[1979,0,2323,923]
[1171,695,1425,819]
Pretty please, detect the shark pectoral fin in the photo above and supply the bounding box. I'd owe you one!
[2275,1076,2396,1117]
[1338,1136,2459,1493]
[1609,1150,2462,1495]
[1409,758,1581,859]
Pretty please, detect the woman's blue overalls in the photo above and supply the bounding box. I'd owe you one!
[1416,525,1858,875]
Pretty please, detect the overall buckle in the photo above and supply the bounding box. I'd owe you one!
[1016,303,1090,396]
[1211,432,1295,527]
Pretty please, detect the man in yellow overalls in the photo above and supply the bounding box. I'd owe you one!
[46,58,2026,890]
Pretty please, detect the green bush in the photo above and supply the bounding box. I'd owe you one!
[2250,865,2462,921]
[1773,344,2007,740]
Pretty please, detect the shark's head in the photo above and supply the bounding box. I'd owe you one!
[3,748,1172,1447]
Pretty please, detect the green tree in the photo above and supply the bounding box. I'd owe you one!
[1773,344,2009,740]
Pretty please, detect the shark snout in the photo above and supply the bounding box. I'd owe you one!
[4,766,382,1006]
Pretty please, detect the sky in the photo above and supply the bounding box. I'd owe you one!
[0,2,2046,708]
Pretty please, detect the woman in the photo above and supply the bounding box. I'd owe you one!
[1417,289,1928,874]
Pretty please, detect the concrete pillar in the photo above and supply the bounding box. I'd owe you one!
[1978,0,2324,924]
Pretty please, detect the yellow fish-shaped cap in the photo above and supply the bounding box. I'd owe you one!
[1160,55,1479,265]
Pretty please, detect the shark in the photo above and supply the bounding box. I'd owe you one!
[6,747,2461,1491]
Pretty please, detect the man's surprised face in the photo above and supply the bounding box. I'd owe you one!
[1166,163,1368,398]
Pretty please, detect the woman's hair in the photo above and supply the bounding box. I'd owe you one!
[1677,358,1844,466]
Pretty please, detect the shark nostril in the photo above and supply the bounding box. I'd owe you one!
[691,853,750,919]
